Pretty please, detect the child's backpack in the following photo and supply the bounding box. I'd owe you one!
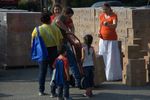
[55,59,64,86]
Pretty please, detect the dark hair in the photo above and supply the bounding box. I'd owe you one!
[84,34,93,55]
[59,45,67,55]
[103,3,111,8]
[40,13,50,24]
[51,3,62,14]
[103,3,112,12]
[63,7,74,15]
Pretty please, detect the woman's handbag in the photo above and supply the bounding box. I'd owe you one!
[31,27,48,62]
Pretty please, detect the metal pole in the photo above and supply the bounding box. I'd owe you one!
[40,0,44,12]
[147,0,150,5]
[40,0,48,13]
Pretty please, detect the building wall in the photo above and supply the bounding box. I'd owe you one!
[0,7,150,85]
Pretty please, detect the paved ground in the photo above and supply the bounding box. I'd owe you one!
[0,67,150,100]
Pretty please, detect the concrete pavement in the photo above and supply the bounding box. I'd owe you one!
[0,67,150,100]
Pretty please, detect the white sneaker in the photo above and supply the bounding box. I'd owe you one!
[38,92,46,96]
[83,93,92,98]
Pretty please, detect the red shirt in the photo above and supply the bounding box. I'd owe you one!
[54,55,69,80]
[50,15,55,23]
[65,18,73,29]
[99,12,118,40]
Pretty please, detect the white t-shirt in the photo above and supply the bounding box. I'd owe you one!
[82,46,94,67]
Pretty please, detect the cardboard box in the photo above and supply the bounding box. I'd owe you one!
[94,55,106,86]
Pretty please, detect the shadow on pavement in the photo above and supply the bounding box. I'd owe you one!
[91,93,150,100]
[0,67,50,82]
[0,93,13,97]
[0,68,150,100]
[96,82,150,90]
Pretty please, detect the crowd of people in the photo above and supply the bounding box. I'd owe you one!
[31,3,122,100]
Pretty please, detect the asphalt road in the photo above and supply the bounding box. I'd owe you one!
[0,67,150,100]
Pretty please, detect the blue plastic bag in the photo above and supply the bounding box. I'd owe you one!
[31,27,48,62]
[55,59,65,86]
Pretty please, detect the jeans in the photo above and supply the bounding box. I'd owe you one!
[38,61,52,93]
[83,66,94,88]
[38,46,58,94]
[57,81,70,98]
[66,45,81,87]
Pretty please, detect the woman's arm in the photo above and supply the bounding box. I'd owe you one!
[98,14,103,38]
[63,58,70,81]
[64,60,70,81]
[104,15,118,29]
[92,48,96,67]
[81,47,85,64]
[55,17,70,33]
[106,18,117,29]
[80,47,85,75]
[31,28,36,47]
[69,22,75,33]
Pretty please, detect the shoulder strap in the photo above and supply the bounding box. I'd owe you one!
[36,26,40,36]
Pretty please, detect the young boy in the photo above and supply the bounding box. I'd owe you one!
[53,45,72,100]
